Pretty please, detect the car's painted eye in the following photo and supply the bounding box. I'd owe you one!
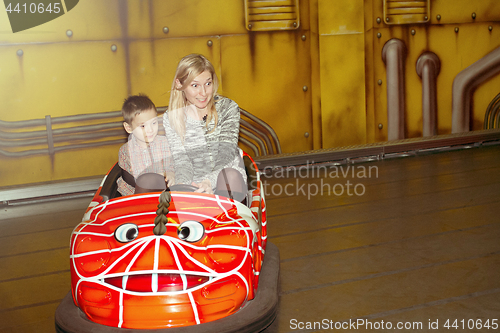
[115,223,139,243]
[177,221,205,242]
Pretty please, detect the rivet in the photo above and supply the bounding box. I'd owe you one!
[378,123,383,130]
[302,85,308,92]
[386,17,390,22]
[455,27,459,33]
[301,35,306,41]
[377,32,382,38]
[376,17,381,24]
[489,26,493,31]
[424,16,428,21]
[378,79,382,85]
[163,26,169,34]
[436,14,441,21]
[411,29,416,35]
[111,44,117,52]
[66,29,73,37]
[248,24,252,29]
[16,49,23,56]
[304,132,309,138]
[472,12,476,19]
[207,40,213,47]
[293,22,297,28]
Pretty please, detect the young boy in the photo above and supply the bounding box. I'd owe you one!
[117,94,175,196]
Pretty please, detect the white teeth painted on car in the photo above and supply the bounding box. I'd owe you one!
[152,273,158,293]
[101,273,214,293]
[180,273,187,291]
[122,275,128,289]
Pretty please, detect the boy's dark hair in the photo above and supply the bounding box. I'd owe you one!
[122,94,157,124]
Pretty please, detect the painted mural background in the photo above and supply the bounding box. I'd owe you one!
[1,0,499,187]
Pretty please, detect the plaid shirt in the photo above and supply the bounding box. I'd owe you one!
[117,135,174,196]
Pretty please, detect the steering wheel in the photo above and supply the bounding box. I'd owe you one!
[167,184,199,192]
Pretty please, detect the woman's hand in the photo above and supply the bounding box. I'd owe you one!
[192,179,213,194]
[165,172,175,187]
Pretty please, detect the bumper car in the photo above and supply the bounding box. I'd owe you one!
[55,152,279,332]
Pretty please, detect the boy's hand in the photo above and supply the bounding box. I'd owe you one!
[192,180,212,194]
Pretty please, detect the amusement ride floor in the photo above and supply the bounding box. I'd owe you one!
[1,144,499,332]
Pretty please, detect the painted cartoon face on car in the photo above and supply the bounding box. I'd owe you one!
[70,193,264,329]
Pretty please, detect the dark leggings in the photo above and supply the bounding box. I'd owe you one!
[215,167,247,202]
[134,168,247,202]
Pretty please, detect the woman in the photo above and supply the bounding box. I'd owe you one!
[164,54,247,201]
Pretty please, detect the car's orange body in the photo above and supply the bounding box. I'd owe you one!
[70,153,267,329]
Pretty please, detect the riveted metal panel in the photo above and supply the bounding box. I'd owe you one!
[429,0,500,24]
[318,0,366,148]
[126,0,247,38]
[128,37,222,107]
[429,24,500,133]
[219,33,312,154]
[370,23,500,142]
[319,0,364,35]
[0,145,120,187]
[245,0,300,31]
[320,34,366,148]
[372,27,389,143]
[365,28,376,144]
[0,41,128,186]
[383,0,430,25]
[0,0,124,43]
[0,42,128,121]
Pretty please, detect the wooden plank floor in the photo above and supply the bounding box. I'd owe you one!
[1,145,499,332]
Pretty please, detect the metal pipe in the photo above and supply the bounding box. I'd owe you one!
[0,129,126,148]
[382,39,407,140]
[0,122,124,140]
[493,102,500,129]
[240,118,274,155]
[452,45,500,133]
[45,115,54,155]
[238,137,260,157]
[0,111,122,129]
[484,92,500,129]
[0,139,127,157]
[239,127,266,156]
[240,108,282,154]
[0,106,281,159]
[416,52,441,136]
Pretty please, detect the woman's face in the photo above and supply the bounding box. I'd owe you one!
[181,70,213,110]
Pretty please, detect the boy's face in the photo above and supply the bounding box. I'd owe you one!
[124,109,159,147]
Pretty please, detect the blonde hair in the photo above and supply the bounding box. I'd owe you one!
[168,54,219,140]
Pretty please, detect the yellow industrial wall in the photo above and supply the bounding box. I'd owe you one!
[319,0,500,147]
[1,0,500,188]
[0,0,313,187]
[368,1,500,142]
